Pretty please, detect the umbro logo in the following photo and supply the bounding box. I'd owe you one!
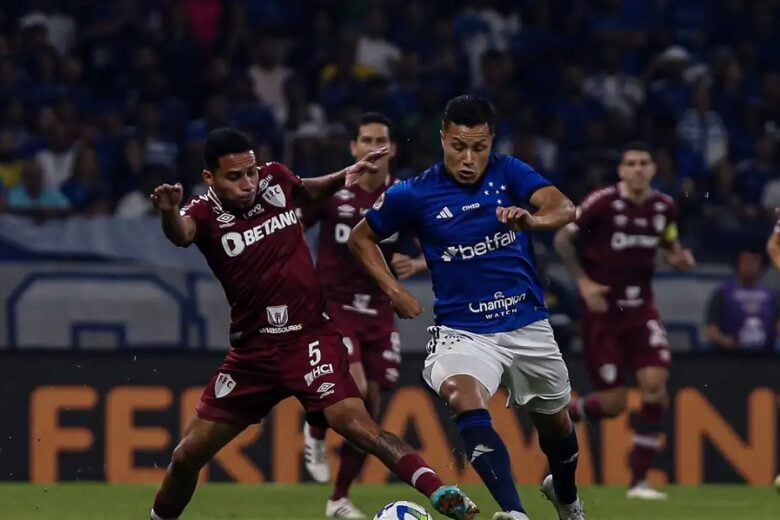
[216,213,235,224]
[436,207,454,219]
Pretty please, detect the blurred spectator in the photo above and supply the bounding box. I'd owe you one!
[355,6,400,78]
[676,81,729,180]
[115,163,171,218]
[248,33,292,112]
[19,0,77,56]
[274,75,326,134]
[7,158,69,217]
[0,128,22,188]
[584,45,644,124]
[319,38,372,114]
[706,249,780,351]
[60,137,110,215]
[35,121,77,190]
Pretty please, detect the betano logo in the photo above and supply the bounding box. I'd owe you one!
[441,231,517,262]
[221,210,298,257]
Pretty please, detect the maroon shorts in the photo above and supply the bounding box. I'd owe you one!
[197,328,360,427]
[326,300,400,389]
[581,304,672,390]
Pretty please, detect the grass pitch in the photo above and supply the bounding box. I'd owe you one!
[0,483,775,519]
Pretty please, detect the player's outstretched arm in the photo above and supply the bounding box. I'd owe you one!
[661,239,696,271]
[150,183,196,247]
[528,185,576,230]
[554,224,610,313]
[296,147,389,208]
[348,219,423,319]
[767,232,780,270]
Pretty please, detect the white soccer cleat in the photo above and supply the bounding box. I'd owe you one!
[303,423,330,483]
[541,474,585,520]
[627,481,668,500]
[492,511,531,519]
[326,497,366,518]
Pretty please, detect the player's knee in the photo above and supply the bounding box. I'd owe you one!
[601,392,628,416]
[171,441,208,473]
[640,382,668,404]
[439,380,487,413]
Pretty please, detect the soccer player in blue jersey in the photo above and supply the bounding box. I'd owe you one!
[348,95,585,520]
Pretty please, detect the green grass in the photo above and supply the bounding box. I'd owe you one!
[0,483,776,520]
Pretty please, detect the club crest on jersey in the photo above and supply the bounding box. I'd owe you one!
[258,176,272,191]
[599,364,617,384]
[611,199,626,211]
[214,373,236,398]
[266,305,289,327]
[373,193,385,210]
[262,184,286,207]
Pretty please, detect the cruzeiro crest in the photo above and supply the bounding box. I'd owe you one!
[262,184,286,207]
[266,304,289,327]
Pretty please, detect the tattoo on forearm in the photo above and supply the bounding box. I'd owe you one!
[370,431,414,466]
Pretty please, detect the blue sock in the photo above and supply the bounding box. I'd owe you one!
[539,427,579,505]
[456,409,525,513]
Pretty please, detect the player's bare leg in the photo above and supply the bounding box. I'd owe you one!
[531,410,585,520]
[151,417,244,520]
[325,363,372,518]
[627,367,669,500]
[324,397,479,520]
[569,386,628,422]
[439,375,528,517]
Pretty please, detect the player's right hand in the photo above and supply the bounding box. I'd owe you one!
[150,183,184,211]
[388,285,423,319]
[577,277,610,313]
[390,253,419,280]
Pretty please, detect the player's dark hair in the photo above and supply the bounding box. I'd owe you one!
[354,112,395,141]
[442,95,496,132]
[203,127,253,171]
[621,141,653,160]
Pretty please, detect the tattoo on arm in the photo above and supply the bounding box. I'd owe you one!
[369,431,414,467]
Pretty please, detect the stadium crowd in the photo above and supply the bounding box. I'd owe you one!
[0,0,779,258]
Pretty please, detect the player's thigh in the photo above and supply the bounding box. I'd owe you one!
[349,360,368,399]
[197,351,288,427]
[281,330,362,428]
[361,331,401,390]
[173,416,245,468]
[421,326,504,404]
[328,302,363,365]
[581,311,626,390]
[499,319,571,414]
[625,307,672,379]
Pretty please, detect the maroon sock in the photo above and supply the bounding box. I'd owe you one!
[394,453,444,498]
[570,394,607,422]
[630,402,664,486]
[331,442,368,500]
[309,425,327,441]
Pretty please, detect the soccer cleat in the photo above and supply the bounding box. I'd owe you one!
[541,474,585,520]
[326,497,366,518]
[430,485,479,520]
[627,481,668,500]
[303,423,330,483]
[492,511,531,520]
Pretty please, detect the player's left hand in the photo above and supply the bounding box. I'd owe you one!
[666,247,696,271]
[345,146,389,187]
[496,206,536,231]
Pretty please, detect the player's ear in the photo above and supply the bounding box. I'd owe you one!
[202,169,214,186]
[388,141,397,160]
[349,139,358,158]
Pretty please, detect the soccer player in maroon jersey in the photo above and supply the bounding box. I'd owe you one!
[553,142,695,500]
[147,128,478,520]
[300,113,426,518]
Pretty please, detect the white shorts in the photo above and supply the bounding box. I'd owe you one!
[422,319,571,414]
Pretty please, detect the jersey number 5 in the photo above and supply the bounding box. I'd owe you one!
[308,341,322,366]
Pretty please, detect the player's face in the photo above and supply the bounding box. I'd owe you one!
[350,122,396,171]
[440,123,494,184]
[618,150,656,192]
[203,151,259,210]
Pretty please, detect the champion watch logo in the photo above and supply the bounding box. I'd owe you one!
[436,207,454,219]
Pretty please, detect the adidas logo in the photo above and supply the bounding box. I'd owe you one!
[470,444,494,463]
[436,207,454,219]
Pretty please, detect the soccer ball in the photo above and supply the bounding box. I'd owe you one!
[373,500,433,520]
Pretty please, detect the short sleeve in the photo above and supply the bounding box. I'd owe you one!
[180,195,210,225]
[571,191,607,234]
[300,203,326,228]
[504,156,552,203]
[365,180,417,240]
[706,288,725,326]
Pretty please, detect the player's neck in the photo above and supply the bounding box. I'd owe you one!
[618,181,651,204]
[357,170,389,192]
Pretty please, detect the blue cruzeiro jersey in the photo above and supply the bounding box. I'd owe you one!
[366,154,552,334]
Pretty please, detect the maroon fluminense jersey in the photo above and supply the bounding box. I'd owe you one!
[181,162,328,344]
[301,176,401,309]
[571,184,678,310]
